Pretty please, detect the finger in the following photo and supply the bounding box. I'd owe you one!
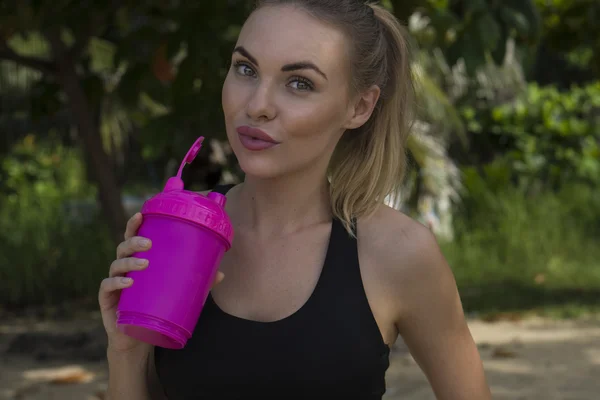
[116,236,152,259]
[100,276,133,295]
[213,271,225,286]
[124,213,143,241]
[109,257,149,278]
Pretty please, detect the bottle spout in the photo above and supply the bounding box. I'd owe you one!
[177,136,204,179]
[163,136,204,192]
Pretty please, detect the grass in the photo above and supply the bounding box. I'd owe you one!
[441,180,600,319]
[0,200,113,308]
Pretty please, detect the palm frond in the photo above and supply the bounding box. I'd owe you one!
[406,121,461,241]
[412,57,468,146]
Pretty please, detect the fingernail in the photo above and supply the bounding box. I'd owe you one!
[121,277,133,284]
[136,259,148,267]
[139,239,150,247]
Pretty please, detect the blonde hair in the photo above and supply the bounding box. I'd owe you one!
[255,0,415,235]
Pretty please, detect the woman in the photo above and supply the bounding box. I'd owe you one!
[101,1,492,399]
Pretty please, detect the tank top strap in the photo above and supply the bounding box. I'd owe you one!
[312,217,360,292]
[312,217,388,350]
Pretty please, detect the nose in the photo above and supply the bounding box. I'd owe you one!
[246,81,277,122]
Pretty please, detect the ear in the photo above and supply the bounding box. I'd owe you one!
[344,85,381,130]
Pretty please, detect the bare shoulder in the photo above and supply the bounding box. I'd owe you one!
[359,206,490,398]
[358,204,448,277]
[358,204,457,320]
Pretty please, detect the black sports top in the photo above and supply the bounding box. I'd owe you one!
[155,184,391,399]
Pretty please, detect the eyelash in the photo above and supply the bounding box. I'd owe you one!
[232,60,315,91]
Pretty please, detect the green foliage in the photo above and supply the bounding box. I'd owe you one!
[411,0,542,74]
[1,1,254,242]
[461,81,600,188]
[443,164,600,314]
[110,1,250,159]
[0,134,88,197]
[0,0,250,167]
[534,0,600,75]
[0,136,112,306]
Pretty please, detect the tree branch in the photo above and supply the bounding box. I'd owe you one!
[0,45,55,74]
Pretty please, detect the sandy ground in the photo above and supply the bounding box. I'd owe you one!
[1,314,599,400]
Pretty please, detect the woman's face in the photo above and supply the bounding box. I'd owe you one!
[222,5,374,180]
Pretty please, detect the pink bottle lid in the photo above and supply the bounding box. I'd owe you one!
[140,137,234,249]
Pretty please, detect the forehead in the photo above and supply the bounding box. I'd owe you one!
[238,5,349,72]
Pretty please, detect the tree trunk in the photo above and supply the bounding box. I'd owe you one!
[47,31,126,245]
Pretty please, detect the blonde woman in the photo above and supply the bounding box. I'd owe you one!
[100,1,491,399]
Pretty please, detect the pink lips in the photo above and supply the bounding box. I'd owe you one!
[236,126,280,151]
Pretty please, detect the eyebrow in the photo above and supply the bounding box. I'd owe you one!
[233,46,259,66]
[233,46,328,80]
[282,62,328,80]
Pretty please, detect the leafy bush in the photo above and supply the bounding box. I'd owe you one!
[461,81,600,189]
[0,135,113,307]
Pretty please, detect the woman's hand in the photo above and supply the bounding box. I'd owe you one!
[98,212,225,353]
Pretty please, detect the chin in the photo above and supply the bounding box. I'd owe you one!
[233,148,287,180]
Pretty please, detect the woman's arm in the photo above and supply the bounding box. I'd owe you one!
[375,211,492,400]
[397,233,490,399]
[107,344,167,400]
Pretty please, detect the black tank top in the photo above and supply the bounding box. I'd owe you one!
[155,184,390,399]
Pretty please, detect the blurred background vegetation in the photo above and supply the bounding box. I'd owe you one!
[0,0,598,318]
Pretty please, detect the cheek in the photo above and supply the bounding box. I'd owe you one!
[284,99,347,142]
[222,73,254,121]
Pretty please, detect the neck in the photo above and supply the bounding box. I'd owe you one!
[233,162,332,236]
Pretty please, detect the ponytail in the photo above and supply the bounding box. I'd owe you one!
[328,4,415,235]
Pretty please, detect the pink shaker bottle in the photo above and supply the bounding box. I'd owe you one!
[116,136,233,349]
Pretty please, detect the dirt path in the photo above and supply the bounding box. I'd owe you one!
[1,315,599,399]
[385,318,600,400]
